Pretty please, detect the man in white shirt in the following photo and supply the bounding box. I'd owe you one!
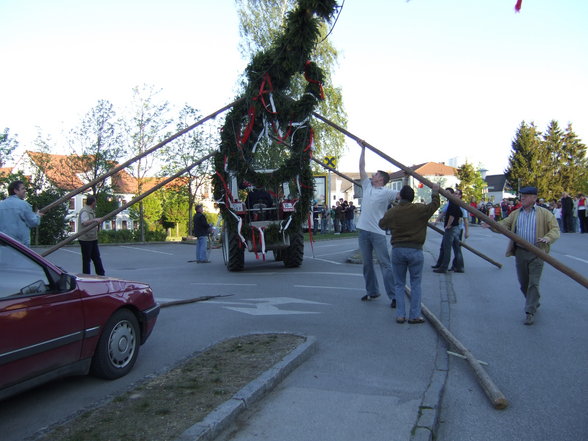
[356,140,398,307]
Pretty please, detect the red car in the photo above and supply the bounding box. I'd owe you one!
[0,232,160,400]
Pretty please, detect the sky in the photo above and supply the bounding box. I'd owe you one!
[1,0,587,176]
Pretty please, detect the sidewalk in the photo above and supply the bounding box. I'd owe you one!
[176,270,449,441]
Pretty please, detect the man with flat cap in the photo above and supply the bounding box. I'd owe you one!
[482,186,559,325]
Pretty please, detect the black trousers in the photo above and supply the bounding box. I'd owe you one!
[79,240,105,275]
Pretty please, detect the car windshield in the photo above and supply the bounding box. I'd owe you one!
[0,240,51,299]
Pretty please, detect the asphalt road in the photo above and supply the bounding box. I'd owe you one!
[1,227,587,441]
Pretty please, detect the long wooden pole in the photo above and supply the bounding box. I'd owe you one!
[40,100,241,214]
[311,157,502,269]
[312,111,588,290]
[426,222,502,269]
[404,287,508,410]
[41,154,213,256]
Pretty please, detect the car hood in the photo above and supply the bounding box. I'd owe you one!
[74,274,151,293]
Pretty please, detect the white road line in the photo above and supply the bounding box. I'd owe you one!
[315,249,357,257]
[120,246,174,255]
[294,285,363,291]
[306,256,342,265]
[59,248,81,255]
[190,282,257,286]
[565,254,588,264]
[288,271,363,277]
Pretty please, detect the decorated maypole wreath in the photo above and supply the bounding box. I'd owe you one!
[213,0,338,271]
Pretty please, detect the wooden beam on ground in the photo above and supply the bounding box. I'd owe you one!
[41,153,214,257]
[405,287,509,410]
[311,157,502,269]
[311,111,588,290]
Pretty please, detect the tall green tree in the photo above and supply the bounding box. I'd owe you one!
[542,120,566,197]
[235,0,347,165]
[559,123,587,195]
[67,99,126,196]
[28,189,69,246]
[126,84,171,241]
[129,191,164,232]
[161,190,190,237]
[456,161,487,202]
[504,121,548,196]
[0,128,18,168]
[160,104,214,234]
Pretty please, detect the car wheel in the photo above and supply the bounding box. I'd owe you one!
[91,309,140,379]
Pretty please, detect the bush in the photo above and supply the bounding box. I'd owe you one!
[99,229,134,243]
[97,229,167,243]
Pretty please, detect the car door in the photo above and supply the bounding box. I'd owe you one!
[0,237,84,391]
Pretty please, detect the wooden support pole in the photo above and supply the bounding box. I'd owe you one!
[405,287,509,410]
[40,100,241,214]
[311,157,502,269]
[41,154,213,257]
[312,111,588,290]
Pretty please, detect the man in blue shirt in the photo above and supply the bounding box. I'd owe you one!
[0,180,43,247]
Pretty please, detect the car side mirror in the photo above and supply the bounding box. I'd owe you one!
[58,273,76,291]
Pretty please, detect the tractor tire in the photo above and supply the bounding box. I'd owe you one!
[282,230,304,268]
[222,224,244,271]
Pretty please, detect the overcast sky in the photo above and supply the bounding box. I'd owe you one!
[1,0,586,175]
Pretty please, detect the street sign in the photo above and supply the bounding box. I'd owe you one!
[323,156,337,168]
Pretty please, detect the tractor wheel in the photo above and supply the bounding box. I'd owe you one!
[282,229,304,268]
[222,224,245,271]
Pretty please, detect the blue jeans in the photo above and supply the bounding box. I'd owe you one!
[392,247,424,320]
[196,236,208,261]
[438,226,462,271]
[358,229,395,299]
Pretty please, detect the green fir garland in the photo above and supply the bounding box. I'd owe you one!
[213,0,338,233]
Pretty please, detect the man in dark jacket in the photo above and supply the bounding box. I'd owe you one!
[432,188,463,273]
[561,191,574,233]
[379,184,440,323]
[193,204,211,263]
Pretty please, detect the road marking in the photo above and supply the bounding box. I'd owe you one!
[59,248,81,255]
[307,256,342,265]
[290,271,363,277]
[294,284,363,291]
[190,282,257,286]
[120,246,174,255]
[565,254,588,264]
[206,296,328,316]
[315,249,357,257]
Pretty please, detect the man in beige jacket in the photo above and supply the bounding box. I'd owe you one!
[483,186,559,325]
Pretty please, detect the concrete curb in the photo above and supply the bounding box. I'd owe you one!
[174,335,318,441]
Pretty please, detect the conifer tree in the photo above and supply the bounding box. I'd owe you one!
[457,161,487,202]
[542,120,566,197]
[559,123,587,195]
[504,121,547,196]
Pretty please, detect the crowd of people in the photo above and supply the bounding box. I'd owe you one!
[354,140,563,327]
[312,198,357,234]
[469,191,587,234]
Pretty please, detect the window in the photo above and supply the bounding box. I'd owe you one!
[0,242,50,299]
[69,198,75,210]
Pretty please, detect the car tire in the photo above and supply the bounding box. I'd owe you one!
[91,309,140,380]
